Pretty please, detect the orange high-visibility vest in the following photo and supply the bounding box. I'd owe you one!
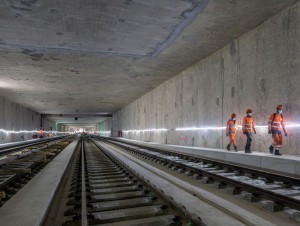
[268,113,284,132]
[226,119,238,134]
[38,130,44,136]
[242,116,255,133]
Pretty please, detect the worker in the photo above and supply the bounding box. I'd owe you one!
[242,109,256,153]
[268,105,287,156]
[38,127,44,138]
[226,113,238,151]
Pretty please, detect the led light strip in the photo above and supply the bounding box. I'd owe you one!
[0,129,67,134]
[175,127,226,131]
[123,128,168,133]
[122,123,300,132]
[2,123,299,135]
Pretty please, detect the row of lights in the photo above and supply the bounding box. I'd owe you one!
[0,129,67,134]
[122,123,300,133]
[2,124,300,135]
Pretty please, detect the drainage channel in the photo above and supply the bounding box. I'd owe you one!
[63,138,204,225]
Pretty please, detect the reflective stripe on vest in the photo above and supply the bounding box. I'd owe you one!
[270,114,283,131]
[243,117,254,132]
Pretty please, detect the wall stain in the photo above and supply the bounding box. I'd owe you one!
[230,41,235,55]
[202,136,208,147]
[0,39,6,45]
[9,5,32,12]
[180,94,183,106]
[283,13,290,30]
[30,53,43,61]
[260,78,266,92]
[50,9,59,13]
[21,49,44,61]
[21,0,37,7]
[49,56,60,61]
[216,138,221,148]
[231,86,235,97]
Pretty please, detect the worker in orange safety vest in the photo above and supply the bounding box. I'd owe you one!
[38,128,44,138]
[268,105,287,156]
[226,113,238,152]
[242,109,256,153]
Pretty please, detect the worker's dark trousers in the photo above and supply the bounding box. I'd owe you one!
[245,132,252,150]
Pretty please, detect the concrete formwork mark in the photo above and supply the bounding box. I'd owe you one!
[149,0,209,58]
[1,0,209,58]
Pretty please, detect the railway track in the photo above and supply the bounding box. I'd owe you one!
[63,138,204,225]
[0,136,67,156]
[0,136,73,206]
[94,136,300,222]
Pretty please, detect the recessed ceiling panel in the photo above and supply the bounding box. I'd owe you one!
[0,0,207,57]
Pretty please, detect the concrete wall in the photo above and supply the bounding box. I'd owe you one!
[0,96,41,143]
[43,118,56,132]
[112,2,300,155]
[98,118,113,136]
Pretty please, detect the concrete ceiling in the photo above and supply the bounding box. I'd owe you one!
[0,0,297,124]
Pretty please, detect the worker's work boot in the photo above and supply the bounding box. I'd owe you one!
[245,145,252,153]
[269,145,274,154]
[274,150,282,156]
[248,145,252,153]
[234,146,238,152]
[226,144,230,151]
[245,144,249,153]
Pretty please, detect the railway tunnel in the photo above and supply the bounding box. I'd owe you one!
[0,0,299,225]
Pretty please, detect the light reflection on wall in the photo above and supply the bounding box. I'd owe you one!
[0,129,68,134]
[122,123,300,132]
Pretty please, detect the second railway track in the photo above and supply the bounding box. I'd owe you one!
[94,136,300,223]
[61,138,204,226]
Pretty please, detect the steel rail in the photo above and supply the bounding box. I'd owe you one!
[81,138,88,226]
[0,136,68,156]
[99,137,300,211]
[90,138,204,226]
[103,137,300,186]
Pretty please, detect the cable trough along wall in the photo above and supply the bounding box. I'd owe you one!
[96,136,300,223]
[63,137,204,225]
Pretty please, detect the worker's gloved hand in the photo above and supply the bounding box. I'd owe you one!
[254,131,257,134]
[243,132,246,135]
[268,130,271,134]
[285,132,288,136]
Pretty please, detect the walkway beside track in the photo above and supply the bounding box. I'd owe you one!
[117,138,300,176]
[0,139,78,226]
